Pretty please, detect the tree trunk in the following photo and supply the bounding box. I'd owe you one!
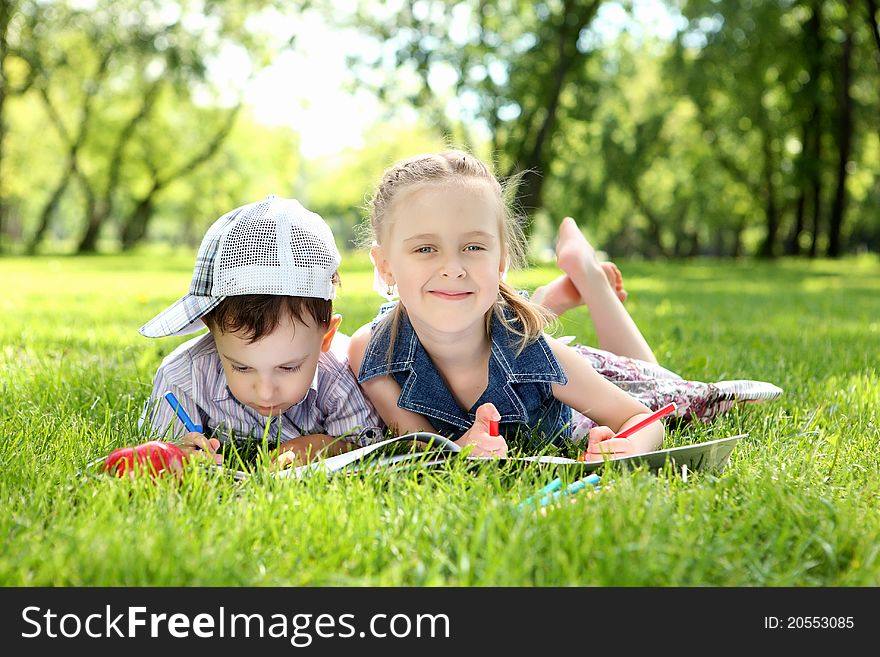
[119,104,240,249]
[627,181,670,258]
[27,168,73,254]
[807,132,822,259]
[120,187,157,250]
[31,47,115,253]
[505,0,600,219]
[757,124,779,258]
[827,20,854,257]
[785,123,809,256]
[0,2,10,239]
[867,0,880,69]
[785,191,806,256]
[866,0,880,144]
[75,178,100,253]
[789,4,825,257]
[732,220,745,258]
[82,79,162,249]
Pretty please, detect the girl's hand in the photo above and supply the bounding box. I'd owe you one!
[179,431,223,464]
[273,441,316,469]
[582,425,639,462]
[456,403,507,458]
[272,434,342,469]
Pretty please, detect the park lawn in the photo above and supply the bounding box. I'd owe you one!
[0,252,878,586]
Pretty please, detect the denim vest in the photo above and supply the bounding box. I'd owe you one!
[358,303,572,446]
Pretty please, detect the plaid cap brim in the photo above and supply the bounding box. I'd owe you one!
[138,293,225,338]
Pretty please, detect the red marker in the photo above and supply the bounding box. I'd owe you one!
[489,419,500,437]
[577,402,677,462]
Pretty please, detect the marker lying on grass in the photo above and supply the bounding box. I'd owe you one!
[539,474,601,508]
[517,478,563,509]
[577,401,677,462]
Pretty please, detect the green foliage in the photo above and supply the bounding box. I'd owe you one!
[315,0,880,257]
[2,1,878,256]
[1,254,878,585]
[1,0,300,252]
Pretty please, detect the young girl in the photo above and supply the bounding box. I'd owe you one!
[348,150,780,459]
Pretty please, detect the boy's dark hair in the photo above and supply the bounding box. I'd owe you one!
[203,290,337,344]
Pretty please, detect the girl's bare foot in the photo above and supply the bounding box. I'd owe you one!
[532,275,581,315]
[556,217,628,303]
[601,262,628,303]
[552,216,655,363]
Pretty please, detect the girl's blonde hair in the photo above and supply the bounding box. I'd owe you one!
[364,149,555,356]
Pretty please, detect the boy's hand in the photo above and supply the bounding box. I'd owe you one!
[581,425,638,462]
[179,431,223,464]
[456,403,506,458]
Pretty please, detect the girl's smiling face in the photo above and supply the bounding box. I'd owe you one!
[374,180,506,335]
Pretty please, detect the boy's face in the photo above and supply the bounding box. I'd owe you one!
[212,312,341,418]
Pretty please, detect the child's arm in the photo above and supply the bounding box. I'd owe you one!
[546,338,664,458]
[274,434,355,468]
[141,367,223,462]
[347,323,439,435]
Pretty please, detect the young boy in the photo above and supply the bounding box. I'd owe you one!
[138,195,383,465]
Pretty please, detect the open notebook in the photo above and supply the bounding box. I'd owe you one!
[275,432,461,479]
[511,433,745,474]
[209,431,745,480]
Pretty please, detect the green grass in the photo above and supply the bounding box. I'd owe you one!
[1,252,878,585]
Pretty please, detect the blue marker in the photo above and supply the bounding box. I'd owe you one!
[518,478,563,509]
[164,391,203,433]
[539,474,601,508]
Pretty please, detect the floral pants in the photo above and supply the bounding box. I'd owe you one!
[567,343,782,442]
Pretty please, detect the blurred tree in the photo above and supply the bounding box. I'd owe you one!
[11,0,293,254]
[784,1,824,256]
[140,109,301,249]
[868,0,880,73]
[674,1,805,258]
[0,0,40,252]
[827,1,854,258]
[543,39,754,258]
[676,0,878,257]
[116,97,242,250]
[333,0,603,225]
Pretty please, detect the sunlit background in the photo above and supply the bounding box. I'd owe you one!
[2,0,877,257]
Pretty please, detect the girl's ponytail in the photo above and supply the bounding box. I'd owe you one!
[494,281,556,354]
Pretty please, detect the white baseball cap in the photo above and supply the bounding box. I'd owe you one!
[139,195,341,338]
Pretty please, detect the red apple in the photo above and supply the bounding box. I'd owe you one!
[103,441,185,479]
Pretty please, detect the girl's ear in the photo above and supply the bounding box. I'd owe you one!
[371,243,397,300]
[370,244,393,283]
